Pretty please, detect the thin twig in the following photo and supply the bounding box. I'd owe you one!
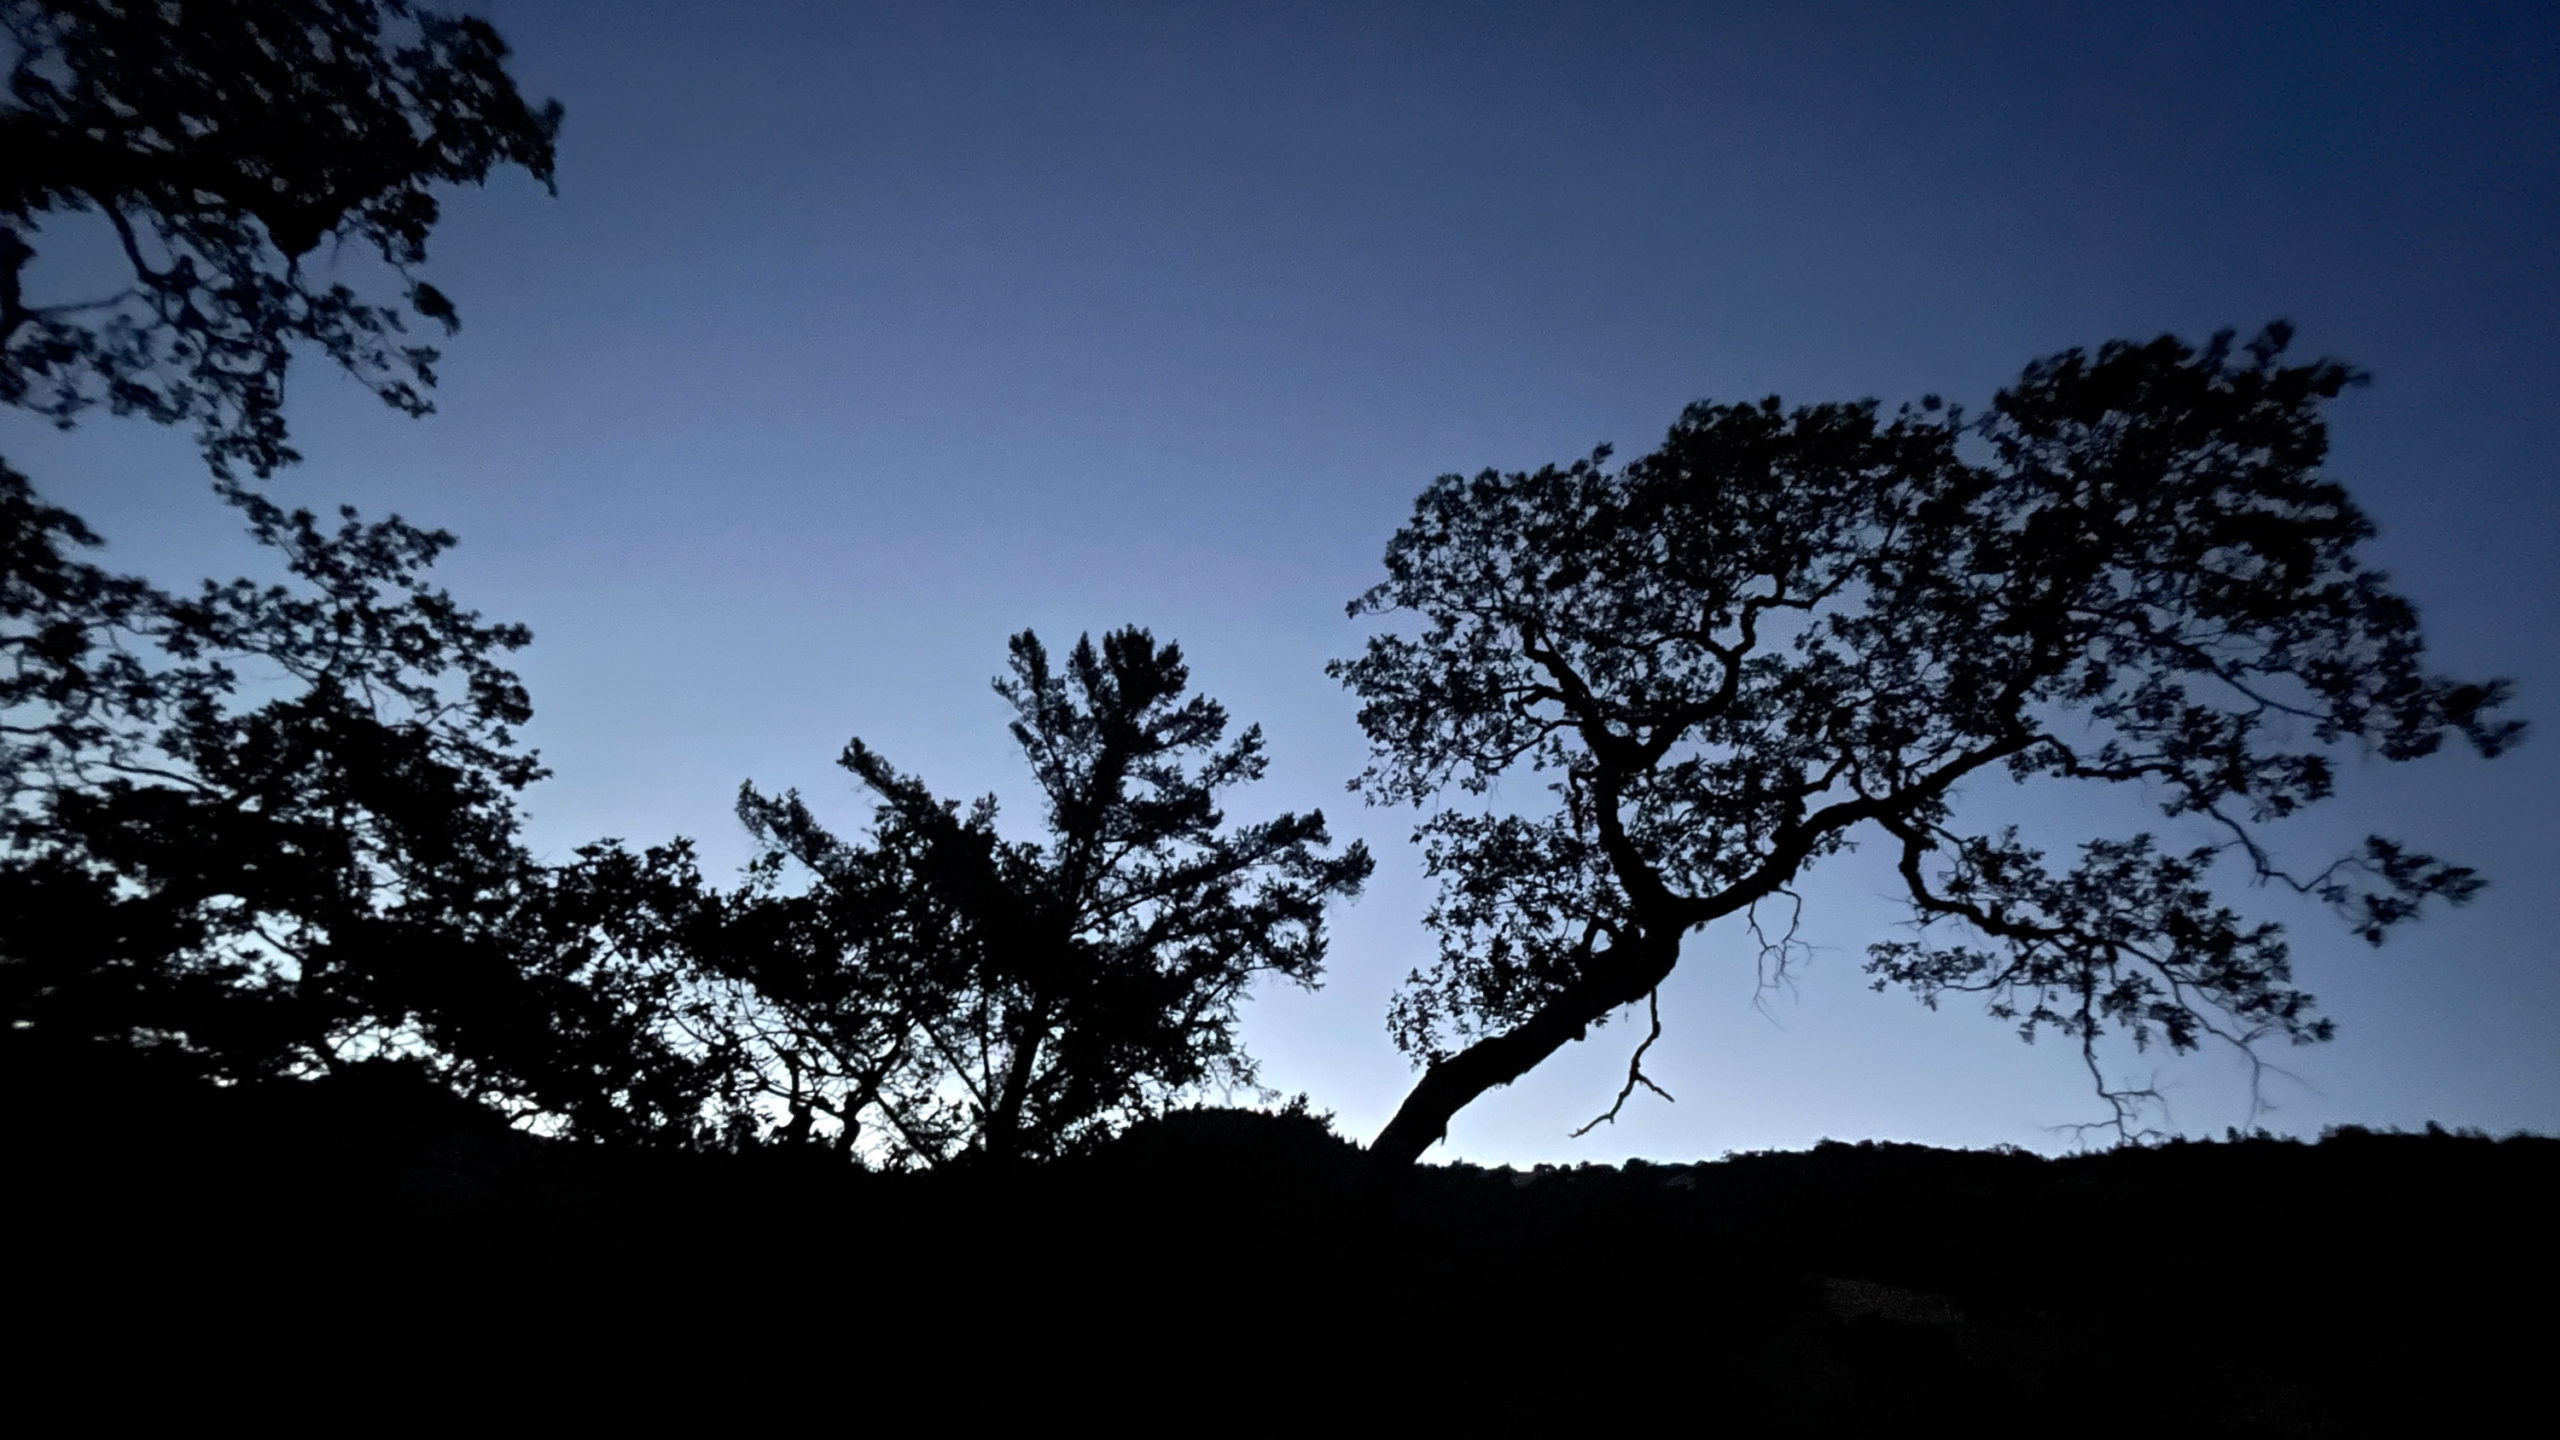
[1571,988,1674,1137]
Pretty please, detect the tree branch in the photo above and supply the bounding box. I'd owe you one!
[1569,988,1673,1136]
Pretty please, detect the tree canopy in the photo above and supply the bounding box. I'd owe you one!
[0,3,1378,1160]
[1,0,561,476]
[0,458,688,1113]
[1,465,1377,1156]
[1335,327,2521,1167]
[721,628,1374,1165]
[0,0,2524,1177]
[0,1,705,1136]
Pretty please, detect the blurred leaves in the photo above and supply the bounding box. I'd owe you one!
[1,0,561,476]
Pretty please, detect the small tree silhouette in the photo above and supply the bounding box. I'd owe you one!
[724,627,1373,1165]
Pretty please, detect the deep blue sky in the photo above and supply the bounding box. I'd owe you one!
[10,0,2555,1164]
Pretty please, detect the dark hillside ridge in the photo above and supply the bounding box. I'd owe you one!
[14,1055,2551,1433]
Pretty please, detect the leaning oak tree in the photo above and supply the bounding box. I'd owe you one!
[2,0,562,477]
[727,628,1373,1166]
[1336,327,2519,1168]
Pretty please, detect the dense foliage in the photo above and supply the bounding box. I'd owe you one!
[720,628,1373,1164]
[0,472,1359,1156]
[0,458,712,1130]
[2,0,562,475]
[1,2,1367,1162]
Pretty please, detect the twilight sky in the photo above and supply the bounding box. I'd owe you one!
[9,0,2555,1164]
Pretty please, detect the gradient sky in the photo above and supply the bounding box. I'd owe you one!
[8,0,2555,1165]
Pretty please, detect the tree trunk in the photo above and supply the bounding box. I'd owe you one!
[1367,936,1675,1169]
[983,1011,1047,1161]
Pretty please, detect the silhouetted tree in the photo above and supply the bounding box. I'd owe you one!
[2,462,516,1067]
[2,0,560,476]
[727,628,1374,1165]
[1336,327,2520,1167]
[465,835,739,1142]
[0,2,716,1136]
[0,460,723,1134]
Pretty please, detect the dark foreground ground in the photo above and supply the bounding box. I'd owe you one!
[14,1059,2554,1434]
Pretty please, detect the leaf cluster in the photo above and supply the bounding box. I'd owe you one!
[5,462,558,1084]
[1,0,561,475]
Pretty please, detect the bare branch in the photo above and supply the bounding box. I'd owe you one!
[1570,988,1674,1137]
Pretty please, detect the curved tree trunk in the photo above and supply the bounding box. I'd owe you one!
[1368,936,1676,1169]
